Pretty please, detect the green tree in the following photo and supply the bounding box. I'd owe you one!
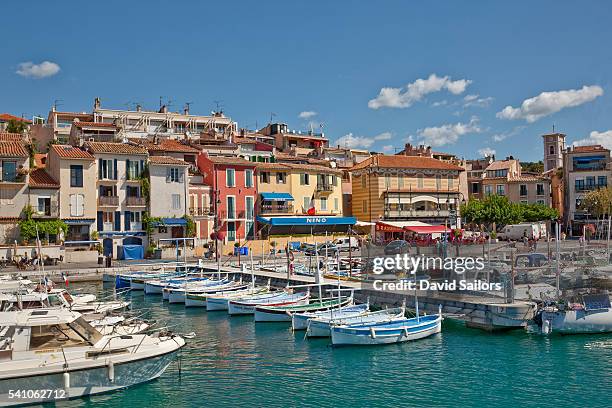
[460,195,555,231]
[580,187,612,217]
[521,161,544,174]
[5,119,27,134]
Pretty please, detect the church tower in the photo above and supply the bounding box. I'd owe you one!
[542,132,565,171]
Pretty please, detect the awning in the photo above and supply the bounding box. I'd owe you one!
[404,225,450,234]
[260,192,294,201]
[151,218,187,226]
[257,216,356,226]
[376,220,431,232]
[63,219,95,225]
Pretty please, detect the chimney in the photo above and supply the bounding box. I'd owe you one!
[94,97,101,110]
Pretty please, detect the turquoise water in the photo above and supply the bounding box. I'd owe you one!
[59,283,611,408]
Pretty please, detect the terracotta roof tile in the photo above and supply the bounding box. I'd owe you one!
[134,139,200,153]
[85,141,147,156]
[0,114,31,123]
[205,155,255,166]
[350,154,464,172]
[571,144,610,153]
[0,141,28,158]
[148,155,189,166]
[54,112,93,119]
[50,144,94,160]
[34,153,47,168]
[0,132,25,142]
[73,121,117,129]
[256,162,342,174]
[29,168,59,188]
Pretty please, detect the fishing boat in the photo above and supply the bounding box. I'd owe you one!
[184,282,251,307]
[86,315,151,336]
[292,303,369,331]
[145,276,210,295]
[307,306,404,338]
[0,308,185,406]
[330,306,443,346]
[167,279,237,304]
[205,285,273,311]
[539,293,612,334]
[228,291,310,316]
[163,278,229,302]
[254,296,353,323]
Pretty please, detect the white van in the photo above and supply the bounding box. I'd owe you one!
[498,223,547,241]
[333,237,360,252]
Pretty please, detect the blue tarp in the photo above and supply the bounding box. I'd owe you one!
[256,216,356,226]
[260,192,294,201]
[121,245,144,260]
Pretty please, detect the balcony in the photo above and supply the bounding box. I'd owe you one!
[98,196,119,206]
[33,203,59,218]
[316,183,333,193]
[575,184,606,192]
[126,196,146,206]
[220,210,247,221]
[260,203,294,214]
[384,209,452,219]
[189,207,212,216]
[0,173,26,186]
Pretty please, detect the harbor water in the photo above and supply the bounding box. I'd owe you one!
[61,283,611,408]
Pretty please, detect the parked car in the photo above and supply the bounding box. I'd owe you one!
[384,240,410,255]
[305,243,339,257]
[333,237,360,252]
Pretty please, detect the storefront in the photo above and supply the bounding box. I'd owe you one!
[256,215,356,236]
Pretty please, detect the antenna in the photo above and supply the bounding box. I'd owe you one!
[166,99,174,111]
[53,99,63,110]
[269,112,276,123]
[552,123,555,133]
[159,96,164,108]
[213,100,223,113]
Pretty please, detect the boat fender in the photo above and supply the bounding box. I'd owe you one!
[403,328,409,337]
[63,372,70,390]
[108,360,115,382]
[370,327,377,339]
[542,319,551,335]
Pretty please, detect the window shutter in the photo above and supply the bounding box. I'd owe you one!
[166,168,171,183]
[179,169,184,183]
[69,194,77,217]
[114,211,121,231]
[76,194,84,216]
[124,211,131,231]
[140,160,145,176]
[98,160,102,179]
[97,211,103,231]
[113,159,118,180]
[126,159,131,179]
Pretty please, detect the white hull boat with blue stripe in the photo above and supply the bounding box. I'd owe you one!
[330,307,443,346]
[206,286,272,311]
[228,291,310,316]
[292,303,368,331]
[307,306,404,338]
[145,276,208,295]
[163,279,229,303]
[184,283,250,307]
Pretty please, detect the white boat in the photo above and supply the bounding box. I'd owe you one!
[254,296,353,323]
[184,283,252,307]
[292,303,368,331]
[228,291,309,316]
[0,277,32,293]
[205,286,272,311]
[330,307,443,346]
[540,294,612,334]
[167,280,236,304]
[307,306,404,338]
[163,279,229,302]
[144,276,210,295]
[87,315,151,336]
[0,308,185,405]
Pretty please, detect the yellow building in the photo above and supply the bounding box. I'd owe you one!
[350,154,465,228]
[255,162,349,235]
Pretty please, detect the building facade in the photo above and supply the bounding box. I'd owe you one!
[543,132,566,172]
[0,141,30,243]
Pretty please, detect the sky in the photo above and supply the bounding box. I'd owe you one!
[2,1,612,162]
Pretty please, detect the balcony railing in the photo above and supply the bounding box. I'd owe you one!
[219,210,247,220]
[126,196,146,206]
[98,196,119,206]
[260,203,294,214]
[384,209,452,218]
[0,173,26,184]
[575,184,607,192]
[316,183,333,192]
[189,207,212,216]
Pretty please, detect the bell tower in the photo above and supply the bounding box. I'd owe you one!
[542,131,565,172]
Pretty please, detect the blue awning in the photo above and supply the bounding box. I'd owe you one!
[63,219,95,225]
[260,192,294,201]
[151,218,187,226]
[257,216,356,226]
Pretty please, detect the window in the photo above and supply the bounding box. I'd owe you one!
[126,160,141,180]
[300,173,310,185]
[165,167,182,183]
[398,174,404,189]
[548,160,556,170]
[362,200,368,213]
[536,199,545,205]
[245,197,254,220]
[276,172,286,184]
[1,160,17,182]
[99,159,114,180]
[332,175,338,187]
[496,184,505,196]
[361,175,366,188]
[227,196,236,218]
[586,176,596,188]
[435,175,441,190]
[103,211,114,223]
[484,185,493,196]
[70,165,83,187]
[471,182,480,194]
[303,196,310,211]
[575,179,585,191]
[417,174,424,188]
[489,169,508,178]
[172,194,181,209]
[520,200,528,204]
[549,145,555,155]
[536,184,545,196]
[448,176,454,190]
[245,169,253,188]
[598,176,607,187]
[385,174,391,189]
[37,197,51,215]
[260,171,270,183]
[320,197,327,211]
[130,211,142,223]
[69,194,84,217]
[226,168,235,187]
[334,197,339,211]
[520,184,528,196]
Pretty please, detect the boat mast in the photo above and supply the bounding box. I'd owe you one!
[249,244,255,288]
[555,221,561,299]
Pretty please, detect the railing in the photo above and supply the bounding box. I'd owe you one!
[189,207,212,216]
[316,183,333,192]
[130,222,143,231]
[98,196,119,206]
[575,184,607,192]
[33,203,59,218]
[126,196,146,206]
[103,222,114,231]
[219,210,246,220]
[260,204,294,214]
[384,209,452,218]
[0,173,26,183]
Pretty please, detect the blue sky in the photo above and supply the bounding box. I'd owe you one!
[2,1,612,161]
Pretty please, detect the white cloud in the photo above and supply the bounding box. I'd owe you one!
[496,85,603,123]
[298,111,317,119]
[432,100,448,107]
[573,130,612,150]
[374,131,392,141]
[16,61,60,79]
[382,145,394,152]
[368,74,472,109]
[478,147,496,157]
[491,126,525,142]
[335,133,375,149]
[417,117,482,147]
[463,94,493,108]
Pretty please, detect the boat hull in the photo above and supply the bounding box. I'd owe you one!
[0,349,180,406]
[184,294,207,307]
[162,289,170,301]
[145,283,164,295]
[330,317,441,346]
[541,308,612,334]
[168,290,186,304]
[206,297,230,311]
[254,308,293,322]
[130,279,145,291]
